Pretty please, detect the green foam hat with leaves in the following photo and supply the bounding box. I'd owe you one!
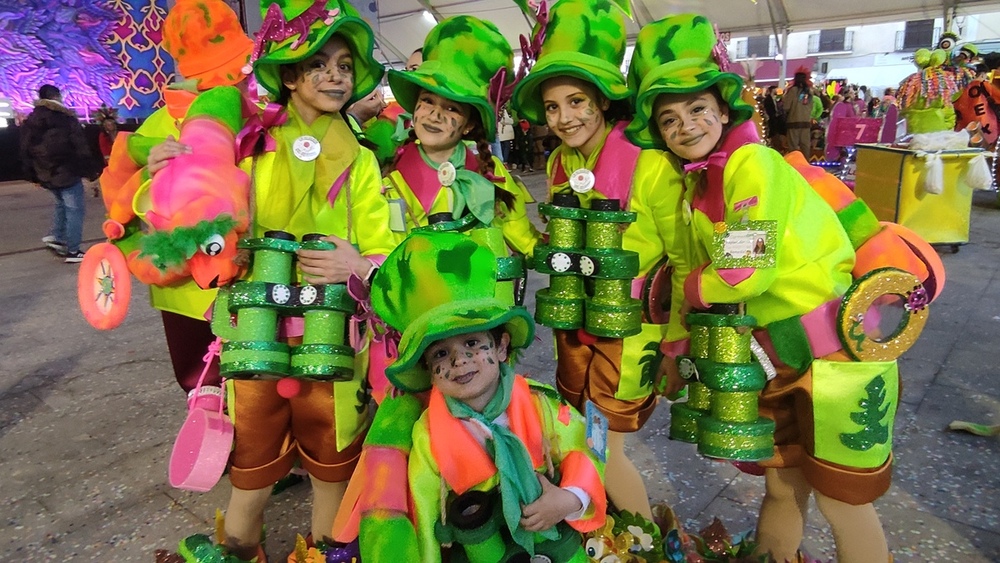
[388,15,513,140]
[625,13,754,150]
[370,231,535,393]
[511,0,632,125]
[253,0,385,104]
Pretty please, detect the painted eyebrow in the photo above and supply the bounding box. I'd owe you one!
[542,90,587,104]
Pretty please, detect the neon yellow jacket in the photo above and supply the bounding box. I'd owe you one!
[681,122,854,326]
[240,106,396,267]
[383,143,541,257]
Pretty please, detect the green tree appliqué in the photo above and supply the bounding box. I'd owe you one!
[839,375,891,451]
[638,341,662,389]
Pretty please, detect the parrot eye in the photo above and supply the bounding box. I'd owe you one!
[201,234,225,256]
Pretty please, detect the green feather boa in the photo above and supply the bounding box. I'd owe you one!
[139,215,238,271]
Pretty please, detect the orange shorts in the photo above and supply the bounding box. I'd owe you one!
[227,379,364,490]
[554,329,656,433]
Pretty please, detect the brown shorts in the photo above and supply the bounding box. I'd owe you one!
[758,351,893,505]
[227,379,364,490]
[554,329,656,433]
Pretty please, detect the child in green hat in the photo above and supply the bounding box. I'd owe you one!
[511,0,697,520]
[627,13,906,563]
[151,1,397,561]
[368,231,607,562]
[382,15,540,258]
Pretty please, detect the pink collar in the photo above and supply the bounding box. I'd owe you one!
[551,121,640,208]
[688,120,760,223]
[396,143,479,215]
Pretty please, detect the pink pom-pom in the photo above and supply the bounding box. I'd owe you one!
[577,328,598,346]
[276,377,301,398]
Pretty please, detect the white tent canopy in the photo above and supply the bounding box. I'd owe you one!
[368,0,999,66]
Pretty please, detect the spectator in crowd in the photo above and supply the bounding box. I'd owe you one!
[782,69,814,156]
[19,84,100,262]
[762,85,786,150]
[498,106,516,168]
[405,48,423,71]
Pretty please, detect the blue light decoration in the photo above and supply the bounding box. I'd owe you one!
[0,0,173,120]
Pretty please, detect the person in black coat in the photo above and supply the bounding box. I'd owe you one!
[19,84,99,262]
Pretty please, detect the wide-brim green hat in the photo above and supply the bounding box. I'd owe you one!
[624,13,754,150]
[511,0,632,125]
[253,0,385,105]
[388,16,513,140]
[370,232,534,393]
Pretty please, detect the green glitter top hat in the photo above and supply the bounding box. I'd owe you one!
[387,15,514,140]
[624,13,754,150]
[511,0,632,125]
[252,0,385,104]
[370,231,535,393]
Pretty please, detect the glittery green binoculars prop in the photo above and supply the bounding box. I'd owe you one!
[669,308,775,461]
[533,194,642,338]
[211,231,356,382]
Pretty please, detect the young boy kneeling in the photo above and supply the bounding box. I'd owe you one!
[369,231,607,563]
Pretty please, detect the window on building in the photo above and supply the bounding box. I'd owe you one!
[746,35,772,58]
[902,19,935,50]
[808,28,854,53]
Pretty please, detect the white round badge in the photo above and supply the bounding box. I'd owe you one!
[569,168,595,194]
[438,162,457,186]
[292,135,321,162]
[549,252,573,273]
[271,284,291,304]
[298,285,318,305]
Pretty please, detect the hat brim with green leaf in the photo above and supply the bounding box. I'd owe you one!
[370,231,535,393]
[624,13,754,150]
[253,0,384,105]
[511,0,632,125]
[387,16,513,140]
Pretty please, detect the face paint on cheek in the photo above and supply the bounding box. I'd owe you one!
[487,358,495,365]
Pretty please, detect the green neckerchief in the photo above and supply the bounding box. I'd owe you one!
[417,143,496,225]
[443,362,559,554]
[391,112,413,143]
[553,123,612,192]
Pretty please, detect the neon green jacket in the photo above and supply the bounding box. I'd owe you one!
[547,122,701,398]
[409,376,606,563]
[681,122,854,326]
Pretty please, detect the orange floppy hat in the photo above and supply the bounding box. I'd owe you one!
[162,0,254,89]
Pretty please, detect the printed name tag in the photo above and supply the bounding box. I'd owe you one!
[585,401,609,463]
[710,220,777,269]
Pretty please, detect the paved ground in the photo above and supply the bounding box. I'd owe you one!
[1,175,999,562]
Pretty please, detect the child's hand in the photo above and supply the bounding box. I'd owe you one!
[296,235,372,285]
[657,355,686,397]
[147,135,192,176]
[520,475,583,532]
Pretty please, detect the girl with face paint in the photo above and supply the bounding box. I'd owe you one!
[628,14,924,563]
[511,0,698,521]
[381,16,541,257]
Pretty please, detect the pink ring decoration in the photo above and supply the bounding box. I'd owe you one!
[169,339,233,492]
